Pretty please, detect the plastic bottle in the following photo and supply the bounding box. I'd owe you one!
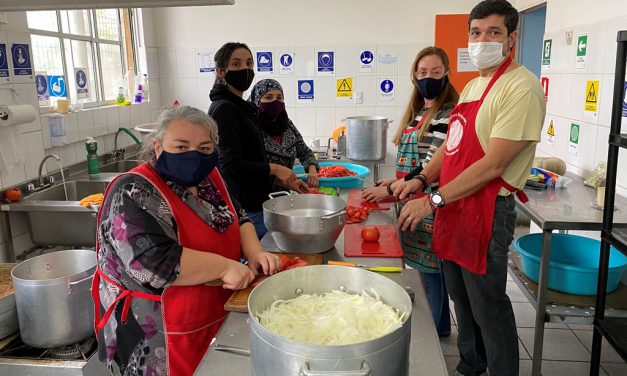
[134,83,143,104]
[115,79,126,106]
[86,137,100,175]
[141,74,149,101]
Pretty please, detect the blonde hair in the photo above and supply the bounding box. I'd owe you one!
[393,47,459,145]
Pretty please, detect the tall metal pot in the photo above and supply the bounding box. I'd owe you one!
[11,249,96,348]
[344,116,390,161]
[248,265,412,376]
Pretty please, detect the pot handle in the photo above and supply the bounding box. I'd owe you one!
[268,191,291,199]
[68,274,93,286]
[300,361,371,376]
[320,210,346,221]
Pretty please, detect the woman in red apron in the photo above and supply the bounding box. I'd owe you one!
[92,106,281,376]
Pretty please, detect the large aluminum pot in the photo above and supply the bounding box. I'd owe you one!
[263,192,346,253]
[344,116,390,161]
[248,265,412,376]
[11,249,96,348]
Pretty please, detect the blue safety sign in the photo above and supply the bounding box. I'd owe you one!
[280,54,293,67]
[623,82,627,117]
[298,80,314,100]
[360,51,374,65]
[257,52,273,73]
[317,51,334,73]
[36,73,49,100]
[48,75,67,97]
[380,79,394,93]
[11,44,32,76]
[0,44,8,78]
[75,68,89,98]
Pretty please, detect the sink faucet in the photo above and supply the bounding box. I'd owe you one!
[113,127,143,160]
[37,154,68,200]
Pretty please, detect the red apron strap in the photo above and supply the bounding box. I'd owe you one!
[479,57,513,102]
[499,177,529,204]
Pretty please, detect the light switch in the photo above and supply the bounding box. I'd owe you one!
[0,13,7,23]
[565,30,573,45]
[354,91,363,104]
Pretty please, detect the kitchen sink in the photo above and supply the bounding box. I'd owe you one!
[99,159,142,173]
[3,180,110,247]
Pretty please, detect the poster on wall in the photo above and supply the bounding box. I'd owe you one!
[48,75,67,98]
[457,48,478,72]
[75,68,89,99]
[378,79,395,101]
[622,82,627,118]
[546,118,556,147]
[336,77,353,100]
[256,51,273,74]
[0,44,9,81]
[198,51,215,73]
[359,49,375,73]
[317,51,335,75]
[35,72,49,104]
[11,43,33,76]
[584,80,599,122]
[298,79,314,102]
[542,39,552,68]
[568,122,580,157]
[541,76,549,102]
[575,34,588,69]
[278,52,294,75]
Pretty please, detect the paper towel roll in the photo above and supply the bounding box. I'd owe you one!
[0,104,37,127]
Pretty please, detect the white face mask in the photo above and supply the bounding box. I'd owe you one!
[468,42,506,70]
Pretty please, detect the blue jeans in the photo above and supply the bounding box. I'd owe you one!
[247,211,267,240]
[421,270,451,336]
[442,195,519,376]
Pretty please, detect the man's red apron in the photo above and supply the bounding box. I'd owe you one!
[432,57,527,275]
[91,163,241,376]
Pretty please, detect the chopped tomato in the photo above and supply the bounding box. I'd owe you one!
[318,165,357,178]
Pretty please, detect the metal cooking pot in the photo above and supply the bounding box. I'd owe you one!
[263,192,346,253]
[344,116,390,161]
[248,265,412,376]
[11,249,96,348]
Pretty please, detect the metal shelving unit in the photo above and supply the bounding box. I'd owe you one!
[590,29,627,375]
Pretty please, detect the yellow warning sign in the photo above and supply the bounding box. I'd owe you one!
[584,80,599,112]
[547,119,555,136]
[336,77,353,98]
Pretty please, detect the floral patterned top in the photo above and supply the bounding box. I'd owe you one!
[95,166,248,376]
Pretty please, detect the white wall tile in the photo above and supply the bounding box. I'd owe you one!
[294,108,316,137]
[140,102,151,124]
[293,46,315,77]
[594,125,610,167]
[148,81,162,110]
[315,108,336,140]
[40,116,52,149]
[355,75,377,107]
[118,106,131,128]
[151,109,162,124]
[603,17,627,74]
[334,46,356,77]
[177,78,199,107]
[616,151,627,193]
[0,158,25,188]
[335,107,356,126]
[376,45,399,76]
[374,107,397,124]
[56,143,78,166]
[92,108,108,137]
[159,78,178,108]
[76,110,94,140]
[157,48,177,79]
[103,134,116,154]
[545,73,561,116]
[12,231,34,255]
[355,106,377,116]
[397,44,421,76]
[20,131,45,180]
[106,106,120,133]
[314,77,336,108]
[196,77,213,110]
[176,47,196,79]
[272,76,295,108]
[63,113,79,144]
[598,73,616,128]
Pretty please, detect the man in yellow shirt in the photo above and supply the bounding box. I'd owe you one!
[392,1,545,375]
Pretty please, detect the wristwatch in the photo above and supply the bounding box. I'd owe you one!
[429,190,445,209]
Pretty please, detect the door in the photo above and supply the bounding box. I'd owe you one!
[518,5,547,78]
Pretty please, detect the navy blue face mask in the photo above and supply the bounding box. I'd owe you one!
[416,75,449,100]
[154,150,218,187]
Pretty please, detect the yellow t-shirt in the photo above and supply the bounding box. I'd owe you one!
[457,65,546,195]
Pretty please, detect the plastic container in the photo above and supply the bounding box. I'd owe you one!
[293,161,370,189]
[85,137,99,175]
[514,233,627,295]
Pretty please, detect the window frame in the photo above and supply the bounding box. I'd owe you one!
[28,9,132,111]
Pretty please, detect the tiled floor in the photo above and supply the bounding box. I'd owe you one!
[439,271,627,375]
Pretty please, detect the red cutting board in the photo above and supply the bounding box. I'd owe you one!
[344,225,403,258]
[347,189,396,210]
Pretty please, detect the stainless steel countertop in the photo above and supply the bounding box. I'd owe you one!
[194,190,447,376]
[517,172,627,230]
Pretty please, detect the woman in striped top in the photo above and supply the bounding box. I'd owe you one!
[363,46,459,336]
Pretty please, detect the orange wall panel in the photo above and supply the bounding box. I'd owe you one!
[434,14,477,94]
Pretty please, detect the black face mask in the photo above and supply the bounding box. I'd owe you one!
[416,75,449,100]
[258,109,290,136]
[225,68,255,92]
[154,150,219,187]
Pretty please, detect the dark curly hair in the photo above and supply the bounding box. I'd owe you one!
[469,0,519,35]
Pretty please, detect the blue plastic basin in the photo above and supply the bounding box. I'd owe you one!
[294,162,370,188]
[514,233,627,295]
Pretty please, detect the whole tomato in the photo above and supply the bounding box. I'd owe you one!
[4,188,22,202]
[361,226,380,242]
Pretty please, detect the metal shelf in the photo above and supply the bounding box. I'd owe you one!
[595,317,627,361]
[609,134,627,149]
[603,227,627,257]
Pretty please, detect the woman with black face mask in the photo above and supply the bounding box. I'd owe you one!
[209,42,306,239]
[248,79,320,191]
[362,46,459,338]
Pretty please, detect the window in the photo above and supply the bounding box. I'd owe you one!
[27,9,137,109]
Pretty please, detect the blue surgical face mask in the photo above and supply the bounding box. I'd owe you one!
[154,149,218,187]
[416,75,449,100]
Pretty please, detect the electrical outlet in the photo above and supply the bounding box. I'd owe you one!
[566,30,573,45]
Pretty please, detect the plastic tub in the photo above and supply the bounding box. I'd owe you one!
[513,233,627,295]
[294,162,370,188]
